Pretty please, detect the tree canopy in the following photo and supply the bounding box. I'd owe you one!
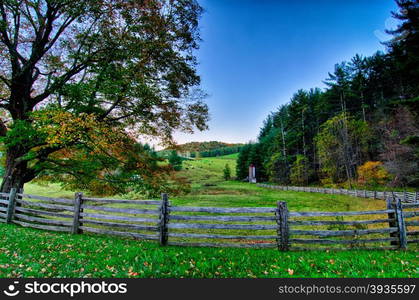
[0,0,208,195]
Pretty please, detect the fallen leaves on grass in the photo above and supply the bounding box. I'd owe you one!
[287,268,294,275]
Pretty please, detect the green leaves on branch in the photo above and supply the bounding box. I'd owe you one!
[0,0,208,193]
[315,113,371,184]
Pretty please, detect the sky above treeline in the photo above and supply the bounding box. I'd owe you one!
[172,0,398,146]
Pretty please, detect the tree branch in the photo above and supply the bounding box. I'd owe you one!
[31,62,88,105]
[21,1,38,34]
[0,1,25,70]
[0,73,10,87]
[11,2,20,47]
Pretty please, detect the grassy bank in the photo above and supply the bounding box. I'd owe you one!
[0,223,417,278]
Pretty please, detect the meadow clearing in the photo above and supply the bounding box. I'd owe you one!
[0,154,417,278]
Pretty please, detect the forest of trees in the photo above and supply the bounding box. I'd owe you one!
[162,141,243,158]
[198,145,243,158]
[237,0,419,188]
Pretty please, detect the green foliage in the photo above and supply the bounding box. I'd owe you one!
[265,152,289,184]
[236,141,273,182]
[386,0,419,96]
[290,155,312,186]
[200,146,243,158]
[168,151,183,171]
[236,144,252,180]
[0,120,46,150]
[161,141,243,158]
[315,113,371,184]
[223,164,231,180]
[0,0,209,192]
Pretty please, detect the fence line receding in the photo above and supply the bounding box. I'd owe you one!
[258,184,418,203]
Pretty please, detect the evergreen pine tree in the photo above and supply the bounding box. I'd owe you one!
[168,151,183,171]
[223,164,231,180]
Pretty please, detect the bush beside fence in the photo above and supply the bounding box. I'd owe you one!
[258,184,419,203]
[0,189,417,251]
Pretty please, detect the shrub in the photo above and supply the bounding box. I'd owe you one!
[223,164,231,180]
[290,155,312,186]
[357,161,391,187]
[168,151,183,171]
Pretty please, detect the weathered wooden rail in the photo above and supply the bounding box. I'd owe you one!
[258,184,419,203]
[0,189,417,250]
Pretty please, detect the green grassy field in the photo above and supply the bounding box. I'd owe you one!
[23,154,386,211]
[0,223,417,278]
[1,154,417,278]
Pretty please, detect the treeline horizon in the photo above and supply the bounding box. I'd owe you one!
[237,0,419,188]
[161,141,243,158]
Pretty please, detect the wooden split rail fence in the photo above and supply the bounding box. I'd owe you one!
[258,184,419,203]
[0,189,418,250]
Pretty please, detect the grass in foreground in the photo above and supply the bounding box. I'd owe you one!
[0,223,417,278]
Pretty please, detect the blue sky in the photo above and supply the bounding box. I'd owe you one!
[173,0,398,145]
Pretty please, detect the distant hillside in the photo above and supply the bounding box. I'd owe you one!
[169,141,243,153]
[160,141,244,158]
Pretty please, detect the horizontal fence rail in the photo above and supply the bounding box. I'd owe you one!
[0,189,417,251]
[0,192,10,222]
[258,184,419,203]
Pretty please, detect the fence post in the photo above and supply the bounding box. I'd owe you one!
[276,201,289,251]
[394,198,407,249]
[159,193,169,246]
[386,196,398,246]
[72,192,83,234]
[6,188,17,223]
[373,191,377,199]
[403,191,407,203]
[416,191,418,202]
[275,203,281,250]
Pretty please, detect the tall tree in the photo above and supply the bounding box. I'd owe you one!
[168,150,183,171]
[236,144,252,180]
[349,54,368,121]
[386,0,419,97]
[323,63,351,114]
[0,0,208,192]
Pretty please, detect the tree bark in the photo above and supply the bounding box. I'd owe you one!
[0,145,33,193]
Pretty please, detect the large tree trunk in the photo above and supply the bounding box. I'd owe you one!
[1,72,36,193]
[0,146,33,193]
